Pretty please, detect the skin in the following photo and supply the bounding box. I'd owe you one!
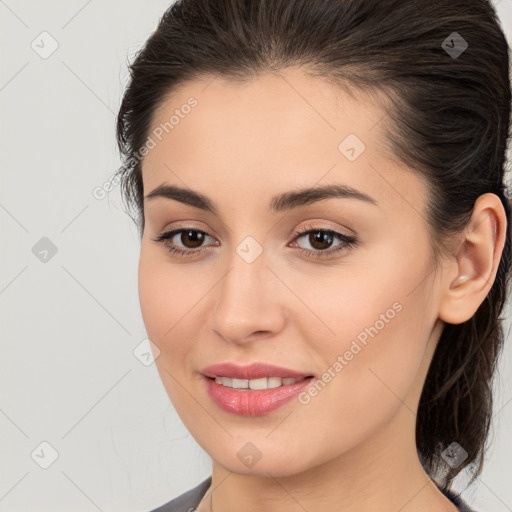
[138,67,507,512]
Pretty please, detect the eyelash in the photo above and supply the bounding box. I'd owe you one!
[151,223,358,260]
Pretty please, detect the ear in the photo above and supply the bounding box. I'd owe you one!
[438,193,508,325]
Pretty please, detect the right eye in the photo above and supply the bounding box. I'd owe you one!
[152,228,219,257]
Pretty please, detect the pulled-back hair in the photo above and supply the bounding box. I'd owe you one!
[115,0,512,490]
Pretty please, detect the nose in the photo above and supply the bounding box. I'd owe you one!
[209,249,286,346]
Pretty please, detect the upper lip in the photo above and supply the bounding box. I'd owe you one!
[201,362,314,380]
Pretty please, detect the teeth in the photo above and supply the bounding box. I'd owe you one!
[214,376,304,390]
[267,377,283,389]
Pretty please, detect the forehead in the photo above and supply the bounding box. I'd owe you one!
[141,68,428,218]
[145,67,387,157]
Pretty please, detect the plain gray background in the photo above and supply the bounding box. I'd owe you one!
[1,1,511,511]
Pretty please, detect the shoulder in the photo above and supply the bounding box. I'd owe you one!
[149,476,212,512]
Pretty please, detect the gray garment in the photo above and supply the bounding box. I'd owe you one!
[148,476,477,512]
[150,477,212,512]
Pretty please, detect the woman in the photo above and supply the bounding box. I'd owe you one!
[115,0,512,510]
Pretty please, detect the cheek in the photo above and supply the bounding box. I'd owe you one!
[298,234,434,348]
[137,245,217,382]
[292,243,434,392]
[287,299,429,456]
[138,251,168,339]
[138,247,190,350]
[137,250,200,407]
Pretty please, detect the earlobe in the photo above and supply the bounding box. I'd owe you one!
[438,193,507,325]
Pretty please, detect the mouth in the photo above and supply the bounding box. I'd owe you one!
[200,362,316,415]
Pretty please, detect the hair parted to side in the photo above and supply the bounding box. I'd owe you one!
[115,0,512,490]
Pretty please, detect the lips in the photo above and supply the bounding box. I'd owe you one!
[203,375,315,416]
[201,362,314,380]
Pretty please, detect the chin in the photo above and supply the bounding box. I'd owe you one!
[208,444,319,478]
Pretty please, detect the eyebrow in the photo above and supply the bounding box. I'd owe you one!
[144,182,378,214]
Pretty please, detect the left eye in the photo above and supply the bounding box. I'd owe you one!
[152,226,358,259]
[292,227,358,256]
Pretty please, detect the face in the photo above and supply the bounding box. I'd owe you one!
[138,68,446,477]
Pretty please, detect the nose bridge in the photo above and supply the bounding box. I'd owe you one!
[211,237,284,343]
[224,233,269,293]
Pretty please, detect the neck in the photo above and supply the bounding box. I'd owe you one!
[197,405,458,512]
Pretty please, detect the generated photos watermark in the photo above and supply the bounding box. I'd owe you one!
[92,96,198,200]
[298,301,403,405]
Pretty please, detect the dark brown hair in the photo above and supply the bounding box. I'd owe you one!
[115,0,512,490]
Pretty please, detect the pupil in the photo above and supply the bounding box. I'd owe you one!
[310,231,332,250]
[182,230,204,248]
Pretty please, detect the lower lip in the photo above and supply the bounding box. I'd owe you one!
[203,376,314,416]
